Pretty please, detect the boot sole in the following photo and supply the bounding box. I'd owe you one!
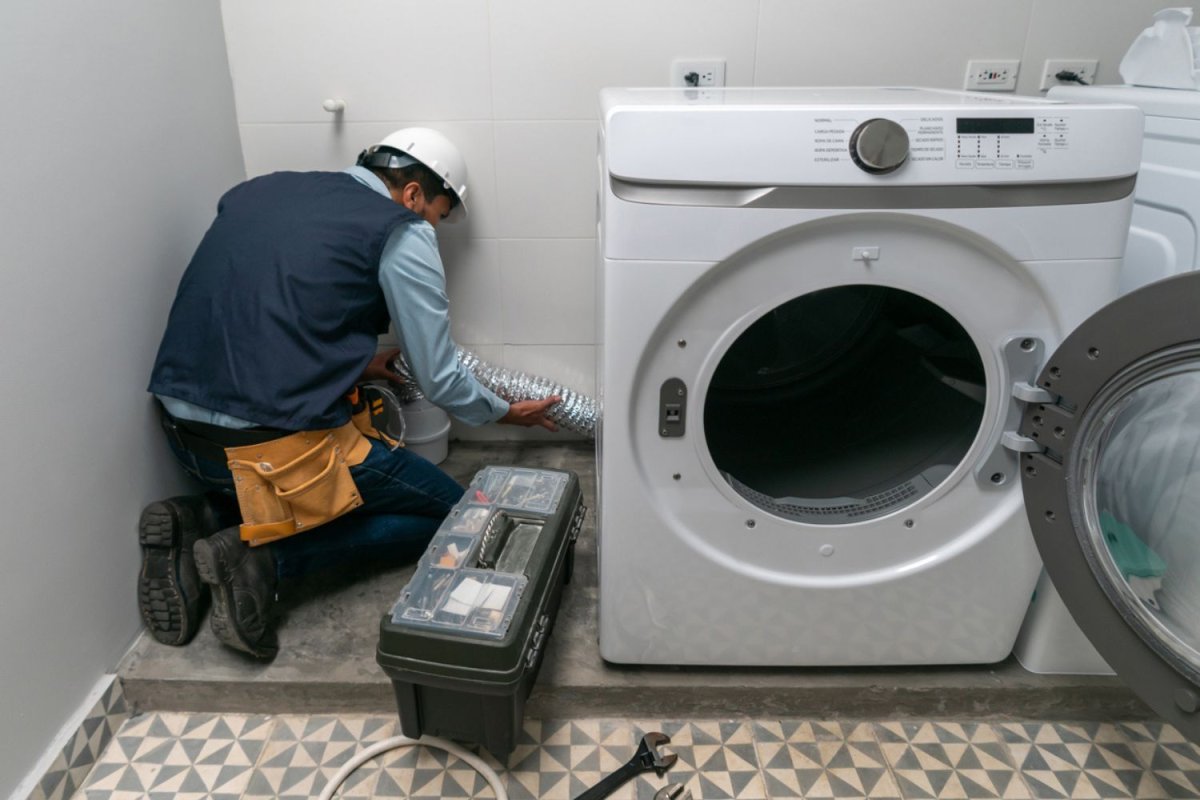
[138,502,203,646]
[194,537,276,659]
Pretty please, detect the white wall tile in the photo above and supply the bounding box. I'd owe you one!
[503,344,597,397]
[494,122,598,239]
[490,0,760,120]
[756,0,1033,90]
[1017,1,1200,94]
[220,0,492,122]
[499,239,595,345]
[442,237,502,345]
[238,121,501,239]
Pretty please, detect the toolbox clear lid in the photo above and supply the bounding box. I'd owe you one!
[391,566,526,638]
[473,467,568,513]
[387,466,570,639]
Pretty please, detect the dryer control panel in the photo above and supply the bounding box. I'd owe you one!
[953,116,1069,170]
[824,115,1072,173]
[601,88,1141,186]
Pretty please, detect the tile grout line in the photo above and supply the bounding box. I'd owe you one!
[863,718,910,800]
[987,720,1039,800]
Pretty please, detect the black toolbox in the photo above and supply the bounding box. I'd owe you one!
[377,466,585,757]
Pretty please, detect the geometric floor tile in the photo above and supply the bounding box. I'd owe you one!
[32,679,129,800]
[501,719,638,800]
[79,712,273,800]
[1117,722,1200,800]
[240,715,398,800]
[62,711,1197,800]
[629,720,767,800]
[996,722,1168,799]
[876,721,1031,799]
[754,721,901,799]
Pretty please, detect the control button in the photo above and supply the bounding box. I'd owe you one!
[997,159,1014,169]
[956,159,974,169]
[849,118,910,175]
[1017,160,1034,169]
[975,160,996,168]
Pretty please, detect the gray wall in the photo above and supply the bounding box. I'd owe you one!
[0,2,244,794]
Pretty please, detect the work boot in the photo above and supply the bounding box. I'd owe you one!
[193,527,279,659]
[137,494,224,646]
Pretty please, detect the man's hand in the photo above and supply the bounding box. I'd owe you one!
[499,396,561,432]
[361,348,403,385]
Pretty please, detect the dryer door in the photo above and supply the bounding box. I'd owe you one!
[1021,271,1200,740]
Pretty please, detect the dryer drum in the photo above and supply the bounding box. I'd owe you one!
[704,285,986,525]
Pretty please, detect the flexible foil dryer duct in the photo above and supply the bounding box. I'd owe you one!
[391,349,599,438]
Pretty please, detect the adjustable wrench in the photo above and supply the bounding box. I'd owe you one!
[573,732,678,800]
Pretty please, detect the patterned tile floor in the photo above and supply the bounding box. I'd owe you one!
[76,714,1200,800]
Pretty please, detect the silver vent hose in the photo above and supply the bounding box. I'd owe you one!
[390,349,599,438]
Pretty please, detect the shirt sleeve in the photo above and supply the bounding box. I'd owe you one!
[379,222,509,426]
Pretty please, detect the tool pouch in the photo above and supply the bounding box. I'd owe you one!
[350,384,404,450]
[226,422,372,547]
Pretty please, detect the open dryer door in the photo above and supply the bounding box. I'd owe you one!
[1020,271,1200,741]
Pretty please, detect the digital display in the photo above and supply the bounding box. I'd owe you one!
[956,118,1035,134]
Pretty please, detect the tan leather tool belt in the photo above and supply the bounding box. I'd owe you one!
[226,421,373,547]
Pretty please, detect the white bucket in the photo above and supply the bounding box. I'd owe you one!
[402,397,451,464]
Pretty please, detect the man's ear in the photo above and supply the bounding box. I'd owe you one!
[400,181,423,210]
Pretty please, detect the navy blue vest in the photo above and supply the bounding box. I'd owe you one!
[149,171,418,430]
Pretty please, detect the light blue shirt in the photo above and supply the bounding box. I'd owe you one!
[159,167,508,429]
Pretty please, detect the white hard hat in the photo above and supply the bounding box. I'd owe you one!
[359,127,469,223]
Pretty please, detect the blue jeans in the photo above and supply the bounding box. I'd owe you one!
[165,429,463,580]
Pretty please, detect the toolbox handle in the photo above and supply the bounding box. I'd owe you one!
[525,613,551,669]
[569,503,587,544]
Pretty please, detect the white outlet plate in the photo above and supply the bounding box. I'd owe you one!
[671,59,726,88]
[965,59,1020,91]
[1040,59,1098,91]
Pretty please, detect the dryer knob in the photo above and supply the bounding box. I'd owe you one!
[849,118,910,174]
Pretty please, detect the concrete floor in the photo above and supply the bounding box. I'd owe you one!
[119,441,1151,722]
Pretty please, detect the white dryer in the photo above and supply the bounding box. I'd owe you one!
[596,87,1143,666]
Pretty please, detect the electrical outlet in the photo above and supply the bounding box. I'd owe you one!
[671,59,726,88]
[964,60,1020,91]
[1040,59,1098,91]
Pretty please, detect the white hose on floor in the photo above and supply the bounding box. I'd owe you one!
[316,734,508,800]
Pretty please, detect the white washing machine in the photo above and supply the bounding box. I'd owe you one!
[1016,85,1200,675]
[596,87,1143,667]
[1052,85,1200,294]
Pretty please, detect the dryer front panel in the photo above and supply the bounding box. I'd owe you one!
[598,212,1118,665]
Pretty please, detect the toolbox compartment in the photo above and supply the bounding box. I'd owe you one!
[376,466,585,757]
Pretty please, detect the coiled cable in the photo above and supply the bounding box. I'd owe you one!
[316,735,507,800]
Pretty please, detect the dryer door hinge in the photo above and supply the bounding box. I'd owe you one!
[1001,429,1042,453]
[975,337,1055,487]
[1012,381,1055,404]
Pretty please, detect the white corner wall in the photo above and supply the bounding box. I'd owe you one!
[0,2,244,795]
[218,0,1199,441]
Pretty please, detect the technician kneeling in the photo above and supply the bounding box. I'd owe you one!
[142,128,559,659]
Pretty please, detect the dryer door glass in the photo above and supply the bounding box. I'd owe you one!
[1073,359,1200,681]
[704,285,985,525]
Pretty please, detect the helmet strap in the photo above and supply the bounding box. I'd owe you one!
[355,147,419,170]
